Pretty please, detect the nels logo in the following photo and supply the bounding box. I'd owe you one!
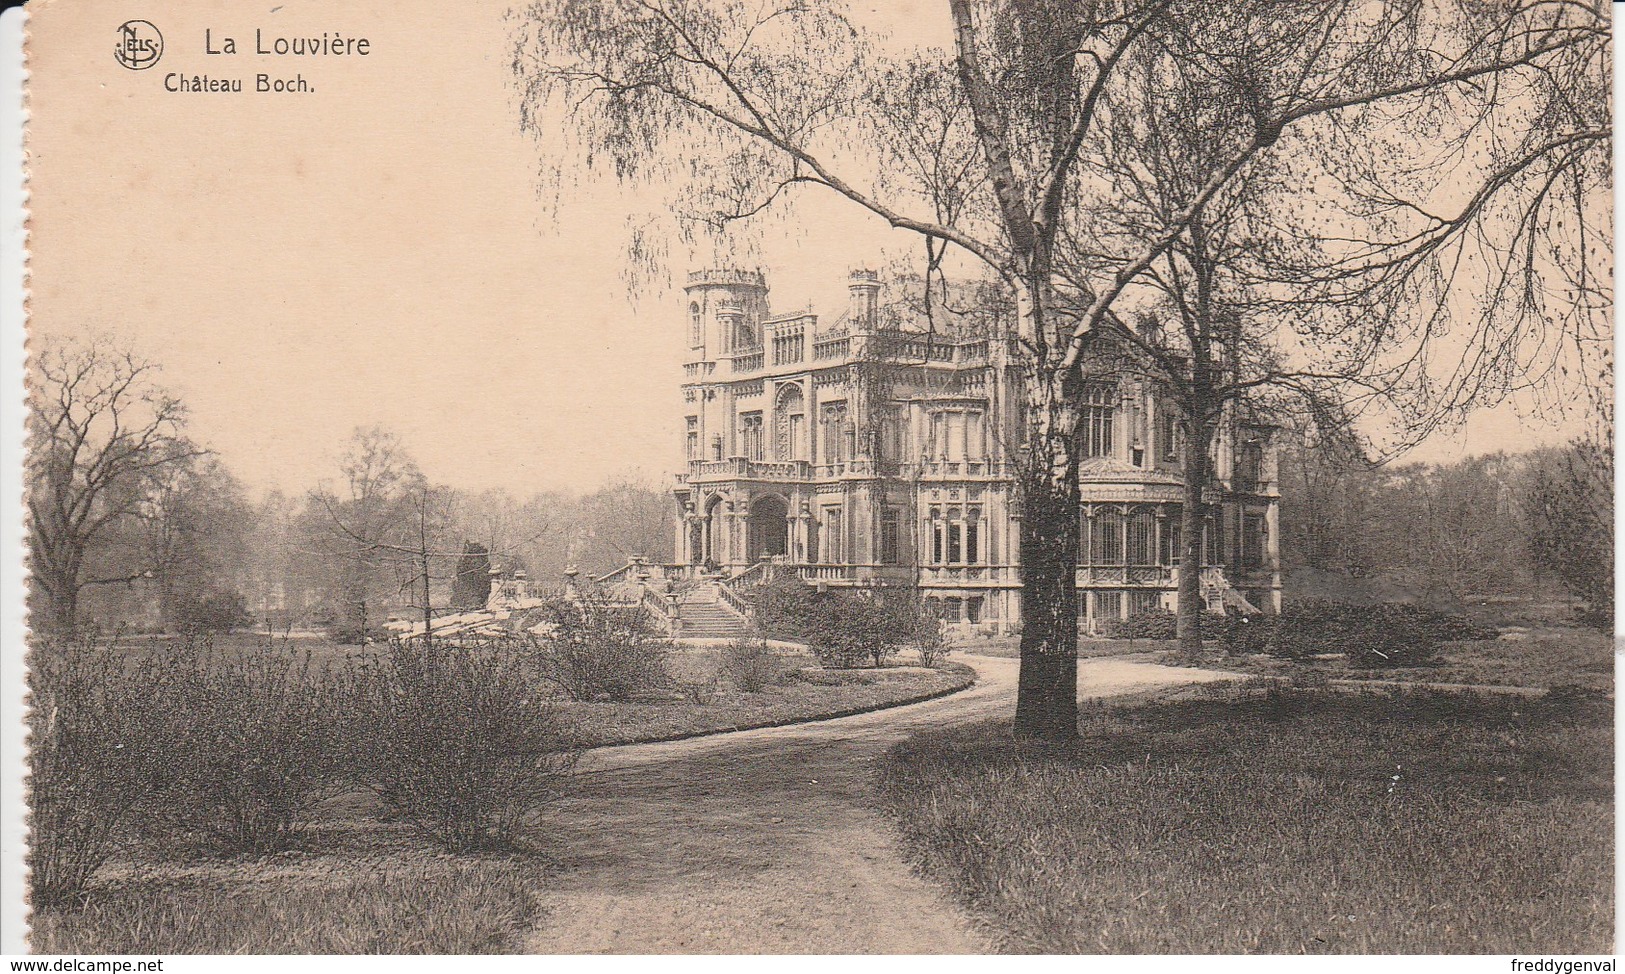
[115,20,163,70]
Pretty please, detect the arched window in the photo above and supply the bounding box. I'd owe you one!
[689,302,703,348]
[775,384,806,460]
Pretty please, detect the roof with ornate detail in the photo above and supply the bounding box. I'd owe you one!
[1077,455,1186,486]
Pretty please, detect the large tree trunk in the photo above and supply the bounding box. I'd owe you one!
[1013,335,1081,740]
[29,540,82,636]
[1015,464,1081,739]
[1176,433,1207,656]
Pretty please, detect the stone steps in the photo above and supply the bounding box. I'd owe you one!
[676,592,750,638]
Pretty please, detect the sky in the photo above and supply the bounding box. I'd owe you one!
[24,0,1596,502]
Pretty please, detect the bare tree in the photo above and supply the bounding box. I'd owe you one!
[572,474,674,573]
[310,426,425,641]
[1524,442,1612,625]
[1050,2,1609,652]
[513,0,1606,738]
[27,340,206,634]
[135,454,254,632]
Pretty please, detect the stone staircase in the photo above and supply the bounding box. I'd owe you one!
[677,589,750,638]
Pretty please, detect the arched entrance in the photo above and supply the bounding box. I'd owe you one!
[701,494,724,567]
[747,494,789,561]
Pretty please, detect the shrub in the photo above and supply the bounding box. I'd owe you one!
[1259,600,1446,667]
[749,577,825,642]
[143,635,352,854]
[873,590,951,667]
[356,637,577,852]
[1102,611,1178,640]
[1341,603,1439,667]
[529,595,670,701]
[720,638,785,692]
[28,630,169,909]
[913,618,952,668]
[752,580,942,668]
[677,677,720,705]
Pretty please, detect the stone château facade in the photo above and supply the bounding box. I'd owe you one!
[670,268,1281,633]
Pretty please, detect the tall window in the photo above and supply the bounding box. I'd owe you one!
[685,416,699,461]
[1159,508,1182,565]
[1160,409,1183,461]
[1242,514,1266,568]
[879,507,900,565]
[1079,384,1115,459]
[1126,509,1155,565]
[821,402,849,462]
[1237,442,1264,492]
[822,506,843,563]
[775,384,806,461]
[689,302,703,348]
[1128,590,1162,616]
[1085,510,1125,565]
[1203,514,1223,565]
[927,505,982,564]
[740,413,764,461]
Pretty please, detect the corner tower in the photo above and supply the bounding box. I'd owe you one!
[684,268,770,361]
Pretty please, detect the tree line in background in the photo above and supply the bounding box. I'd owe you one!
[28,336,1611,645]
[1278,433,1612,625]
[27,340,672,641]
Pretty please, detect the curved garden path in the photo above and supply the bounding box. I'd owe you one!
[524,653,1238,954]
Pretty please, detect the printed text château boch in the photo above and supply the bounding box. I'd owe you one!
[163,29,373,93]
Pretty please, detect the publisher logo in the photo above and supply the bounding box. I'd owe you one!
[115,21,163,70]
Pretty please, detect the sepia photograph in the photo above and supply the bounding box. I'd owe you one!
[12,0,1615,957]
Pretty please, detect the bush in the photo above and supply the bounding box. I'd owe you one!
[28,630,169,909]
[143,635,352,854]
[1256,600,1452,667]
[1102,610,1239,643]
[749,577,826,642]
[529,595,670,701]
[720,638,786,692]
[751,580,941,668]
[912,618,952,668]
[677,677,720,705]
[1102,611,1178,640]
[356,637,577,852]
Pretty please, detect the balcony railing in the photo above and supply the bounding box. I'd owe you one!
[812,337,850,360]
[685,457,813,481]
[914,459,1009,479]
[731,349,765,373]
[918,565,1014,585]
[1075,565,1176,586]
[783,563,857,582]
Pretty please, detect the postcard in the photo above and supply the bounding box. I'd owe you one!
[15,0,1614,958]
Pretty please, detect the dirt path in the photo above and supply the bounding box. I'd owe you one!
[524,654,1237,954]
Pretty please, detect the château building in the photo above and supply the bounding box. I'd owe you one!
[668,268,1281,633]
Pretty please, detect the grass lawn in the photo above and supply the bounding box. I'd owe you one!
[34,638,971,953]
[1195,627,1613,692]
[30,797,555,954]
[957,636,1161,660]
[877,683,1613,953]
[558,661,975,748]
